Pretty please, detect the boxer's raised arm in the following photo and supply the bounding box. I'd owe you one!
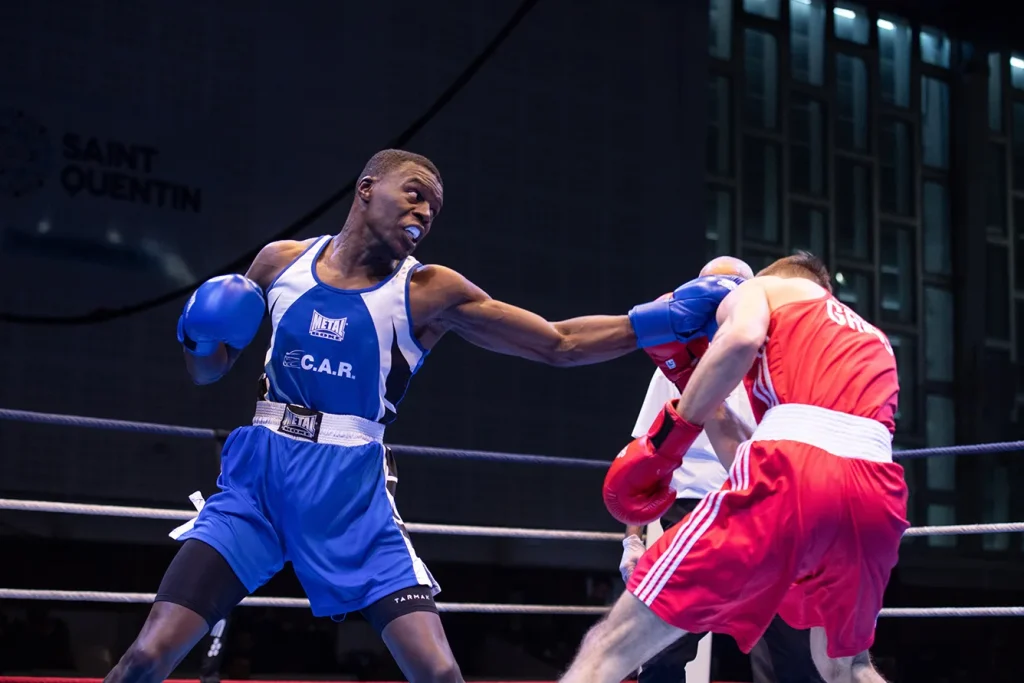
[414,265,637,366]
[674,279,769,424]
[182,241,305,384]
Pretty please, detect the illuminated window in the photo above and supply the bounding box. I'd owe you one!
[880,224,915,325]
[744,30,779,129]
[708,76,731,175]
[837,54,869,150]
[924,288,954,382]
[922,182,951,275]
[790,0,825,85]
[879,119,914,216]
[920,27,950,67]
[922,78,950,169]
[790,205,828,258]
[833,3,869,44]
[878,15,911,107]
[989,53,1003,131]
[789,95,826,196]
[835,159,872,261]
[709,0,732,59]
[707,187,732,259]
[1010,54,1024,90]
[742,138,781,244]
[744,0,780,19]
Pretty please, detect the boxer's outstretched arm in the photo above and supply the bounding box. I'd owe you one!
[418,266,636,366]
[674,280,769,424]
[448,300,635,366]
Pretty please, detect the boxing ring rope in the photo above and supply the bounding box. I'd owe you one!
[2,405,1024,621]
[0,589,1022,619]
[3,406,1024,462]
[2,497,1024,539]
[0,408,610,469]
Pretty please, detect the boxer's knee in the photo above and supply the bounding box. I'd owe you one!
[414,656,462,683]
[398,648,462,683]
[107,641,169,683]
[809,628,886,683]
[105,602,209,683]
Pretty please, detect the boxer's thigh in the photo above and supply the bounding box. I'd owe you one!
[380,610,463,683]
[155,539,250,628]
[176,427,286,594]
[278,441,437,617]
[783,457,907,659]
[576,590,690,673]
[628,441,801,654]
[111,540,250,681]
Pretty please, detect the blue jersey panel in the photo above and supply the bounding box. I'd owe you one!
[266,288,380,418]
[260,236,428,422]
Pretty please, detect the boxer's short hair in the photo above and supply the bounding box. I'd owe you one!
[361,149,442,187]
[758,251,832,292]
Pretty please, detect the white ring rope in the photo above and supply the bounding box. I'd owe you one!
[2,498,1023,540]
[0,590,607,615]
[0,498,621,542]
[0,589,1020,618]
[4,500,1023,619]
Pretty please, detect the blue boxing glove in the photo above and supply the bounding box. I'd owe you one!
[176,274,266,356]
[629,275,745,348]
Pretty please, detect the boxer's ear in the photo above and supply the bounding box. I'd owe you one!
[357,175,375,203]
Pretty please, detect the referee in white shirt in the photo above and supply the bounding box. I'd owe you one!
[618,354,825,683]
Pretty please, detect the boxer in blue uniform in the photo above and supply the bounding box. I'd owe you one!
[104,149,740,683]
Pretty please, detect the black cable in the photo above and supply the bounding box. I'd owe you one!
[1,0,541,326]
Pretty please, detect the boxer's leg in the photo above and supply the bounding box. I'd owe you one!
[378,611,463,683]
[808,628,888,683]
[356,584,460,683]
[106,428,283,683]
[104,540,249,683]
[559,591,687,683]
[634,498,705,683]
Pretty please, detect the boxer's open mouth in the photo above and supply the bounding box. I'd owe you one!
[404,225,423,241]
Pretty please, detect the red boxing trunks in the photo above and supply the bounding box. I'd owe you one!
[626,404,909,658]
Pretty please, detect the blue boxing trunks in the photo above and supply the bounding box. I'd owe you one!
[175,401,439,617]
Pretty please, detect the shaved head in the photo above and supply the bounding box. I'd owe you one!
[700,256,754,280]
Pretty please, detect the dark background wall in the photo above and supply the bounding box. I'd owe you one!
[6,1,1024,681]
[0,0,709,542]
[0,2,717,678]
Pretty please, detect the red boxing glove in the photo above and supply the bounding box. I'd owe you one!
[603,401,705,525]
[643,337,709,391]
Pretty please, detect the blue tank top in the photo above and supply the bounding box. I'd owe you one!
[259,235,428,423]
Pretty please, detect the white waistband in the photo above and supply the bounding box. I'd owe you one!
[252,401,385,446]
[751,404,893,463]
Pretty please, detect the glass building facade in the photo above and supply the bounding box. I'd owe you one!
[706,0,1024,558]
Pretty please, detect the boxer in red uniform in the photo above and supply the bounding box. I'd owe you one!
[561,252,908,683]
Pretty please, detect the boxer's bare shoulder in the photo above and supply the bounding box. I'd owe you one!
[407,264,487,349]
[755,275,828,311]
[245,238,319,291]
[713,275,825,333]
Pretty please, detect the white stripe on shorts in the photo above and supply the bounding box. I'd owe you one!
[634,441,753,606]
